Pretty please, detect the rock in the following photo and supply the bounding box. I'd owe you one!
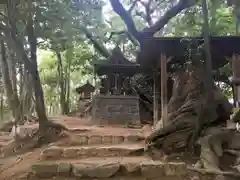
[71,135,88,145]
[124,135,141,142]
[31,163,58,178]
[215,175,225,180]
[17,173,31,180]
[234,164,240,173]
[57,163,72,176]
[102,136,113,144]
[41,146,63,160]
[140,125,153,137]
[88,135,102,144]
[122,162,140,173]
[163,162,187,176]
[194,161,203,169]
[63,147,79,158]
[112,136,124,144]
[140,161,164,178]
[154,120,163,131]
[73,162,120,178]
[10,125,38,139]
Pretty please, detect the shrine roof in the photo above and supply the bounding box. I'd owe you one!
[94,46,142,75]
[138,36,240,69]
[76,81,95,94]
[94,62,142,76]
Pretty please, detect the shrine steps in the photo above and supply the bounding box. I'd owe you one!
[40,143,145,160]
[55,134,144,147]
[29,156,214,180]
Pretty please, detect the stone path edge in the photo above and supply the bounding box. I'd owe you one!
[31,160,193,179]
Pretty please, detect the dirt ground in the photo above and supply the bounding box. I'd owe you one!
[0,116,153,180]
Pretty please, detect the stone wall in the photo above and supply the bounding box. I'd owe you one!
[92,95,140,125]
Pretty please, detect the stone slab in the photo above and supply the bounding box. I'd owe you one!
[56,134,143,147]
[41,143,144,160]
[30,157,213,179]
[92,95,140,125]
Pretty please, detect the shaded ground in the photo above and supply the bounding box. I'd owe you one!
[1,116,234,180]
[0,116,153,180]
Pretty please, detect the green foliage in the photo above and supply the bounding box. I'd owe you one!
[39,41,96,113]
[168,2,236,36]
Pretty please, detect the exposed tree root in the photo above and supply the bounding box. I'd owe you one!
[145,67,232,156]
[187,166,240,178]
[35,120,69,147]
[1,120,69,157]
[0,116,39,132]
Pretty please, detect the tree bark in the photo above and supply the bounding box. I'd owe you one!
[109,0,198,42]
[56,51,67,115]
[25,6,48,136]
[65,49,72,114]
[0,41,21,127]
[0,81,3,122]
[80,26,111,58]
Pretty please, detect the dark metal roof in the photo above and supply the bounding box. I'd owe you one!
[138,36,240,69]
[94,63,142,76]
[76,81,95,94]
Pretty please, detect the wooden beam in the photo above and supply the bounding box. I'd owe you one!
[153,67,159,126]
[232,54,240,107]
[160,54,168,128]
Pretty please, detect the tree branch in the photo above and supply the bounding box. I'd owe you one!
[138,0,153,26]
[108,30,139,46]
[79,26,111,58]
[0,12,8,21]
[128,0,139,13]
[108,30,126,40]
[143,0,198,36]
[109,0,141,42]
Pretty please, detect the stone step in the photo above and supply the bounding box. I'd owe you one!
[30,157,211,179]
[55,134,145,147]
[41,143,145,160]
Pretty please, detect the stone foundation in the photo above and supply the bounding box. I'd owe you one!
[92,95,140,125]
[30,160,215,180]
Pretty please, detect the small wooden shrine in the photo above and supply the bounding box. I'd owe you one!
[75,81,95,117]
[92,47,142,125]
[76,81,95,100]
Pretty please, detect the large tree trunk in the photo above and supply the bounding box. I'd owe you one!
[146,67,233,155]
[0,41,22,129]
[0,0,68,145]
[26,14,48,136]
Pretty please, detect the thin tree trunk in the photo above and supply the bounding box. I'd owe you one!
[65,49,73,114]
[56,51,67,115]
[8,51,18,95]
[0,86,3,122]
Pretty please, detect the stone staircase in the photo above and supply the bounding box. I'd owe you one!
[27,129,215,180]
